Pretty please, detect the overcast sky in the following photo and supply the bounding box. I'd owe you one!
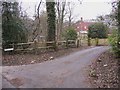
[18,0,114,21]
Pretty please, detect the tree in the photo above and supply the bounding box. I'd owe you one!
[46,0,56,50]
[63,28,77,40]
[2,2,27,49]
[88,22,108,46]
[63,28,77,48]
[32,11,47,42]
[21,15,34,42]
[56,0,66,41]
[67,2,75,28]
[32,0,42,41]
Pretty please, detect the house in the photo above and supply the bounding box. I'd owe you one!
[74,17,95,35]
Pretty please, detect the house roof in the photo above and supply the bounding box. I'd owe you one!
[75,21,93,31]
[74,19,95,32]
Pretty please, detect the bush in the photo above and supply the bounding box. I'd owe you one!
[108,29,120,57]
[63,28,77,40]
[88,23,108,39]
[88,22,108,46]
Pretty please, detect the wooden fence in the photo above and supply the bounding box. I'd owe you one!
[3,40,77,52]
[3,38,109,52]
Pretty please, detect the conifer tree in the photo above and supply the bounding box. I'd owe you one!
[2,2,27,49]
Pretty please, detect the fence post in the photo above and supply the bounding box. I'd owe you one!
[53,41,58,51]
[12,43,15,50]
[66,40,68,48]
[88,37,91,46]
[95,38,99,46]
[34,39,38,54]
[76,39,79,48]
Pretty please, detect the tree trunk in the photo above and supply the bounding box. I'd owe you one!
[46,1,57,50]
[76,39,79,48]
[56,1,66,41]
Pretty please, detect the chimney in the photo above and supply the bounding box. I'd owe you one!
[81,17,83,21]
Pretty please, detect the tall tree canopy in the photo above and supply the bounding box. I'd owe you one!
[2,2,27,48]
[88,23,108,39]
[88,22,108,46]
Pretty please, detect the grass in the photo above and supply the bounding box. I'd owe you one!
[80,38,109,46]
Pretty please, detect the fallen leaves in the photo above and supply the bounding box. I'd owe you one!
[89,51,119,88]
[89,70,98,78]
[3,46,91,66]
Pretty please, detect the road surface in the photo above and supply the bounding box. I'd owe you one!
[2,46,109,88]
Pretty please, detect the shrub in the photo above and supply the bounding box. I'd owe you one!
[63,28,77,40]
[108,29,120,57]
[88,22,108,46]
[88,23,108,39]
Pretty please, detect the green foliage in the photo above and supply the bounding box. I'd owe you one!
[117,1,120,57]
[63,28,77,40]
[88,23,108,39]
[109,1,120,57]
[108,29,120,57]
[2,2,27,48]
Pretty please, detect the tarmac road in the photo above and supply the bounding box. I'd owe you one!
[2,46,110,88]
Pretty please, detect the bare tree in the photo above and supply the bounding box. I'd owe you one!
[67,2,73,27]
[55,0,66,40]
[78,0,83,4]
[66,2,76,28]
[32,0,42,41]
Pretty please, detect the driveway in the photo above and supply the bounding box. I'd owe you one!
[2,46,110,88]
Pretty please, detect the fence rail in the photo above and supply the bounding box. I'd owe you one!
[3,40,77,52]
[3,38,109,52]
